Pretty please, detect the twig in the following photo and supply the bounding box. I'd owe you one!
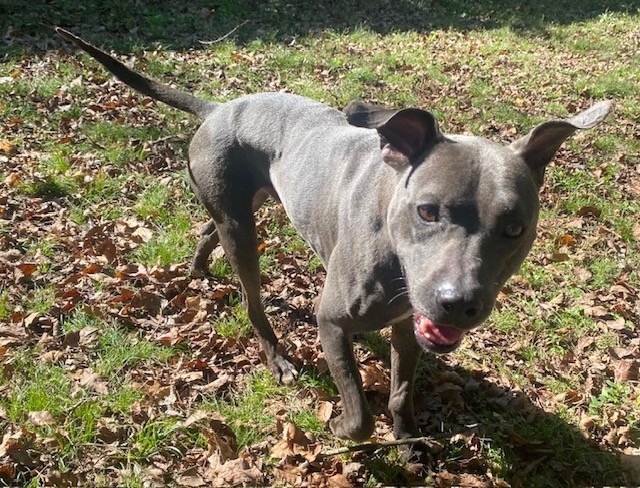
[321,436,439,457]
[200,20,250,45]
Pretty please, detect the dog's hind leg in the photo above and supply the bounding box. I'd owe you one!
[213,205,298,385]
[191,219,219,276]
[191,190,270,277]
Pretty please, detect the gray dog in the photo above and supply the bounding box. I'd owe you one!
[57,28,612,442]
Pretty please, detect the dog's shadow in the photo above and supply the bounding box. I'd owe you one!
[353,332,635,487]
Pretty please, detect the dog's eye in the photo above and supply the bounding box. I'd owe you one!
[504,223,524,238]
[417,205,439,223]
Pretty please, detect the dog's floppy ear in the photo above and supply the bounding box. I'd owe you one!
[510,100,613,187]
[343,100,399,129]
[377,108,442,170]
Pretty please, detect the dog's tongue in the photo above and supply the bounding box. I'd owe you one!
[414,313,465,346]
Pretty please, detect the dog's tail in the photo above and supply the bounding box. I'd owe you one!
[55,27,216,120]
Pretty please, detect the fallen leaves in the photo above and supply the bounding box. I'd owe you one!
[1,10,639,488]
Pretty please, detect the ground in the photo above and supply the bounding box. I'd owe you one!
[1,1,639,486]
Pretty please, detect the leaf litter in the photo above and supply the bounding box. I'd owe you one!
[1,12,639,488]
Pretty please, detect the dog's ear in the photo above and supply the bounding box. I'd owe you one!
[343,100,399,129]
[377,108,442,170]
[510,100,613,187]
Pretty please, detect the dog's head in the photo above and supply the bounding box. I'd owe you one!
[349,101,612,353]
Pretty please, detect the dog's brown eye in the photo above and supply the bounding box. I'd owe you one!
[417,205,439,223]
[504,223,524,238]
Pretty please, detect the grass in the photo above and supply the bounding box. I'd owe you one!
[131,210,196,266]
[0,313,179,485]
[0,291,11,320]
[24,286,56,314]
[215,305,253,339]
[1,1,638,486]
[204,368,329,448]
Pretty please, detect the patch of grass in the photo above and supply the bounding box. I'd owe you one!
[576,68,639,98]
[206,370,285,447]
[95,323,176,377]
[258,251,277,275]
[210,258,234,279]
[24,285,56,314]
[511,414,622,485]
[130,417,185,459]
[134,181,172,221]
[589,380,634,417]
[587,257,622,288]
[205,369,328,447]
[26,237,60,262]
[61,309,105,334]
[364,449,415,487]
[20,174,78,199]
[0,290,12,321]
[131,210,196,266]
[80,123,161,167]
[104,385,145,414]
[306,255,324,272]
[2,354,74,421]
[490,307,524,334]
[83,171,125,203]
[215,305,252,339]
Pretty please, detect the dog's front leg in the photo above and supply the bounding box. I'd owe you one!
[389,317,422,440]
[318,317,375,441]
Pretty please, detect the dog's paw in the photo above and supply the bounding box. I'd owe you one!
[272,356,298,385]
[329,414,375,441]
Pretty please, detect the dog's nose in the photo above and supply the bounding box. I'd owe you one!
[436,285,483,321]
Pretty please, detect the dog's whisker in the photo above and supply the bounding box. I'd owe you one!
[388,290,409,306]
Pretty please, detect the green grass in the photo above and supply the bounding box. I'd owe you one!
[205,370,288,447]
[215,305,253,339]
[131,210,196,266]
[95,323,176,377]
[1,1,638,486]
[204,369,332,448]
[0,290,13,321]
[24,286,56,314]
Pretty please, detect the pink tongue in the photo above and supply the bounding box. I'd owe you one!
[415,313,465,346]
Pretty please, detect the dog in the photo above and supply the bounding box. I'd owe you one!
[56,28,612,442]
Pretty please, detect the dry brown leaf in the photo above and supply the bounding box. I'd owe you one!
[359,361,389,393]
[208,457,264,487]
[577,205,602,218]
[328,473,354,487]
[274,465,305,486]
[0,432,35,468]
[546,252,569,262]
[15,262,38,280]
[28,411,57,427]
[176,468,206,487]
[156,328,184,346]
[317,401,333,423]
[614,359,638,382]
[605,317,626,330]
[619,447,640,483]
[0,140,16,155]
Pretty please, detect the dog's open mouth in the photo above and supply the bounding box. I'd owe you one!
[413,312,466,353]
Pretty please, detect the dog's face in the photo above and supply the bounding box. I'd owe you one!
[386,137,540,353]
[359,101,613,353]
